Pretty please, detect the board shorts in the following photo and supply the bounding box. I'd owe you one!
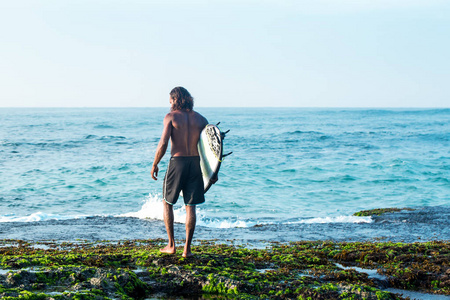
[163,156,205,206]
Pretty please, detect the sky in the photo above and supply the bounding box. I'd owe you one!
[0,0,449,108]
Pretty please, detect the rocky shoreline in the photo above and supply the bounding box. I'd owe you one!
[0,238,449,300]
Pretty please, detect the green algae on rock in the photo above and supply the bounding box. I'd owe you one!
[353,208,415,217]
[0,239,448,299]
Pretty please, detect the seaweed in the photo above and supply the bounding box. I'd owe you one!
[0,239,448,299]
[353,208,415,217]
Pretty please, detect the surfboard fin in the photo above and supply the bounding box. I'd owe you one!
[223,151,233,157]
[214,122,231,157]
[221,129,230,139]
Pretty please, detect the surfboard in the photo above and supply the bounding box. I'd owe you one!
[198,124,224,193]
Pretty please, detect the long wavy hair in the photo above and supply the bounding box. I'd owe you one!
[170,87,194,111]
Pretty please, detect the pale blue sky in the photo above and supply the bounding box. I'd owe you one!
[1,0,449,107]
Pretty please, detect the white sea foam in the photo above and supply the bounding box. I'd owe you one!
[0,212,87,223]
[197,218,256,228]
[119,193,187,223]
[119,194,373,228]
[0,195,372,227]
[285,215,373,224]
[119,193,253,228]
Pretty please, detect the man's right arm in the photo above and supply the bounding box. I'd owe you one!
[151,114,172,180]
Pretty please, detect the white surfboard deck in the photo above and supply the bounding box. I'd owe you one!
[198,124,223,193]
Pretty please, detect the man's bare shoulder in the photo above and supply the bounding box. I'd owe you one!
[165,111,176,117]
[191,110,208,125]
[163,112,176,125]
[165,111,183,119]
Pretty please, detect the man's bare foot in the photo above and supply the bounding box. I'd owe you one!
[160,245,176,254]
[182,252,194,258]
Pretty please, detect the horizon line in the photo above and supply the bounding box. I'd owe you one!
[0,106,449,109]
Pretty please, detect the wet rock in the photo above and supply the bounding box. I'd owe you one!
[89,269,111,289]
[0,291,20,298]
[6,270,37,288]
[89,277,102,286]
[72,281,90,291]
[166,264,181,274]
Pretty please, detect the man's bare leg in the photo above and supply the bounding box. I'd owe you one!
[183,205,196,258]
[160,201,176,254]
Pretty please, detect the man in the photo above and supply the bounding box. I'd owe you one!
[151,87,213,258]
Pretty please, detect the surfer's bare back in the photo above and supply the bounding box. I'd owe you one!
[151,86,214,258]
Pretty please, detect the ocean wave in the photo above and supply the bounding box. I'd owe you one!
[0,212,87,223]
[0,140,85,149]
[287,130,324,135]
[99,136,126,140]
[94,124,115,129]
[118,194,252,228]
[118,194,373,228]
[84,135,127,141]
[285,215,373,224]
[0,194,373,227]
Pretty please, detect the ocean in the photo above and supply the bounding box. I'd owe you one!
[0,108,449,243]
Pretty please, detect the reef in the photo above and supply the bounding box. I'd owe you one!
[353,208,415,217]
[0,239,449,299]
